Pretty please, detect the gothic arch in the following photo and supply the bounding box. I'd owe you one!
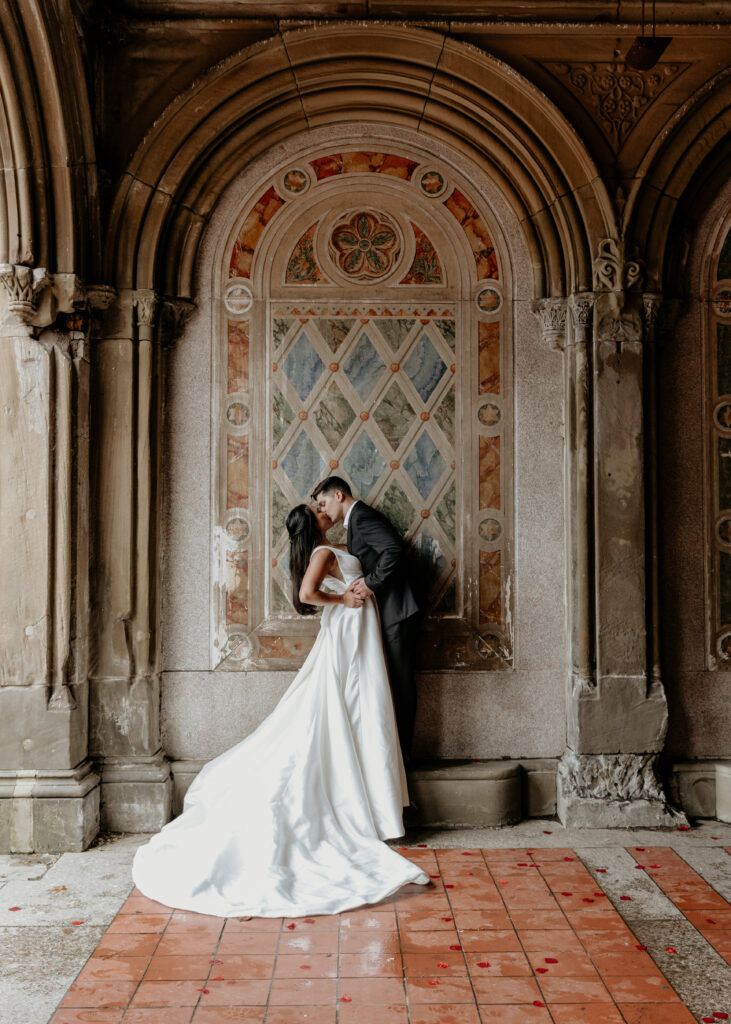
[105,23,614,302]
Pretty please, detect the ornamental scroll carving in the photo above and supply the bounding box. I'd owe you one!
[558,752,664,802]
[541,61,688,148]
[594,239,645,293]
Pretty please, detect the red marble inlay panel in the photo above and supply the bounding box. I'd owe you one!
[286,224,327,284]
[310,152,418,181]
[226,550,249,626]
[227,321,249,394]
[479,551,501,625]
[445,189,498,280]
[479,436,500,511]
[400,224,443,285]
[478,322,500,395]
[258,635,316,659]
[226,435,249,509]
[230,186,285,278]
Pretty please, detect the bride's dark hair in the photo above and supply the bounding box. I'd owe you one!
[286,504,321,615]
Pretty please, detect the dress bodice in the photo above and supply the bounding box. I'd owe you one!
[312,545,362,592]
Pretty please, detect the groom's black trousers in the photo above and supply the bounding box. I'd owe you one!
[382,612,421,760]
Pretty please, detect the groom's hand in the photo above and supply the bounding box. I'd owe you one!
[350,578,374,600]
[342,586,365,608]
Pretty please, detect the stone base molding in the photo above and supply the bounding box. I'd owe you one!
[0,761,99,853]
[98,753,172,833]
[557,751,686,828]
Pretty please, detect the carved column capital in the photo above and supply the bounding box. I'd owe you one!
[0,264,51,332]
[642,292,663,328]
[87,285,117,312]
[159,298,196,348]
[133,290,158,331]
[532,297,567,351]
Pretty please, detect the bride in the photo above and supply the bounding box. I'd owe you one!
[131,503,429,917]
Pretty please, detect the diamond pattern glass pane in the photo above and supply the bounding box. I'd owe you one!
[313,318,355,352]
[281,431,326,498]
[313,381,356,450]
[343,432,386,497]
[403,332,446,403]
[404,431,446,500]
[343,331,386,402]
[433,387,455,445]
[373,382,416,451]
[271,480,290,545]
[375,318,416,352]
[377,481,415,535]
[272,386,294,449]
[435,483,456,543]
[436,319,456,351]
[283,330,325,401]
[273,317,294,350]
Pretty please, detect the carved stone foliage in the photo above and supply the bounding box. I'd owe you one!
[541,61,688,148]
[594,239,644,293]
[532,298,567,350]
[0,264,50,327]
[558,752,663,802]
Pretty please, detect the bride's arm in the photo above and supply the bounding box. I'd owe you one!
[300,549,364,608]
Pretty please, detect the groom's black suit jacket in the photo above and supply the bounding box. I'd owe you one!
[346,502,420,628]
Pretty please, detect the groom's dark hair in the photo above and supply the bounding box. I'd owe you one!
[311,476,352,500]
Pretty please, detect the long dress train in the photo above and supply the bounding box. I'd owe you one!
[131,546,429,917]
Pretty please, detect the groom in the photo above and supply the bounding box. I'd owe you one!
[312,475,421,761]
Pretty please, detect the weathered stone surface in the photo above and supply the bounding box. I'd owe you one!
[90,676,162,758]
[0,762,99,853]
[99,754,172,833]
[717,762,731,824]
[568,676,668,754]
[557,751,684,827]
[670,761,718,818]
[0,683,88,771]
[405,762,522,828]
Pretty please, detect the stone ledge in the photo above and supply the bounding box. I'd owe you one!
[668,760,731,821]
[0,761,100,852]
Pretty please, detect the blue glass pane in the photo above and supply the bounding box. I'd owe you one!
[403,332,446,403]
[283,331,325,402]
[344,332,386,402]
[343,432,386,497]
[404,431,446,500]
[281,432,326,499]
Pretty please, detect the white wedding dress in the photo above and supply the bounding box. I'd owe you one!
[132,545,429,917]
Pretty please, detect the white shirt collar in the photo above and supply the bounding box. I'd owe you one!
[343,499,359,529]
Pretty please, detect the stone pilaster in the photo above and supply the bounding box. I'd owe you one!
[556,241,680,827]
[89,288,172,833]
[0,268,99,851]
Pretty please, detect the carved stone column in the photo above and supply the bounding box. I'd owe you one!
[555,241,680,826]
[0,267,99,851]
[89,289,172,832]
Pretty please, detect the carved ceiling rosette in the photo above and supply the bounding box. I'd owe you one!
[328,210,402,282]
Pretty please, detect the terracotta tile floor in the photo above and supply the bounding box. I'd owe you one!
[48,847,729,1024]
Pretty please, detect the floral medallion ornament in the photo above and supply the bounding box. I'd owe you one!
[476,286,503,314]
[419,169,447,198]
[329,210,401,281]
[717,517,731,546]
[225,516,250,543]
[718,633,731,660]
[713,288,731,319]
[281,168,310,195]
[479,518,502,543]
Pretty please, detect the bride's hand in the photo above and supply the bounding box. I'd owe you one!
[342,587,365,608]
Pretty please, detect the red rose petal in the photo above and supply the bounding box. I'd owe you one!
[635,865,645,869]
[341,994,352,1002]
[428,979,440,986]
[449,944,462,951]
[536,967,548,973]
[713,1013,728,1019]
[650,864,661,868]
[560,892,573,897]
[211,976,224,981]
[704,1017,716,1022]
[72,921,83,925]
[635,945,647,951]
[665,947,677,953]
[287,923,296,929]
[677,824,690,831]
[712,836,720,840]
[304,918,315,924]
[300,965,311,970]
[461,852,472,855]
[210,959,223,964]
[620,896,632,901]
[545,958,558,964]
[543,830,552,834]
[476,961,490,968]
[8,907,21,912]
[417,844,427,848]
[444,884,455,889]
[442,917,453,922]
[707,919,717,924]
[582,898,594,903]
[436,962,448,969]
[517,862,528,867]
[429,874,440,879]
[635,847,645,851]
[533,1001,545,1008]
[596,868,607,873]
[563,857,574,861]
[198,989,209,994]
[594,893,604,897]
[467,872,473,876]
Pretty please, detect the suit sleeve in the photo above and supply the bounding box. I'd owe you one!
[355,508,404,595]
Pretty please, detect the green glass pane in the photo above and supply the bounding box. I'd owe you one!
[719,438,731,509]
[436,319,456,351]
[717,324,731,396]
[377,482,414,535]
[271,577,292,614]
[313,318,355,352]
[435,483,456,543]
[375,318,416,352]
[272,481,289,545]
[272,386,294,449]
[433,387,455,445]
[273,318,294,350]
[718,227,731,282]
[313,381,356,450]
[373,382,415,450]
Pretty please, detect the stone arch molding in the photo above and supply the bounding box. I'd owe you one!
[105,23,615,303]
[212,139,514,671]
